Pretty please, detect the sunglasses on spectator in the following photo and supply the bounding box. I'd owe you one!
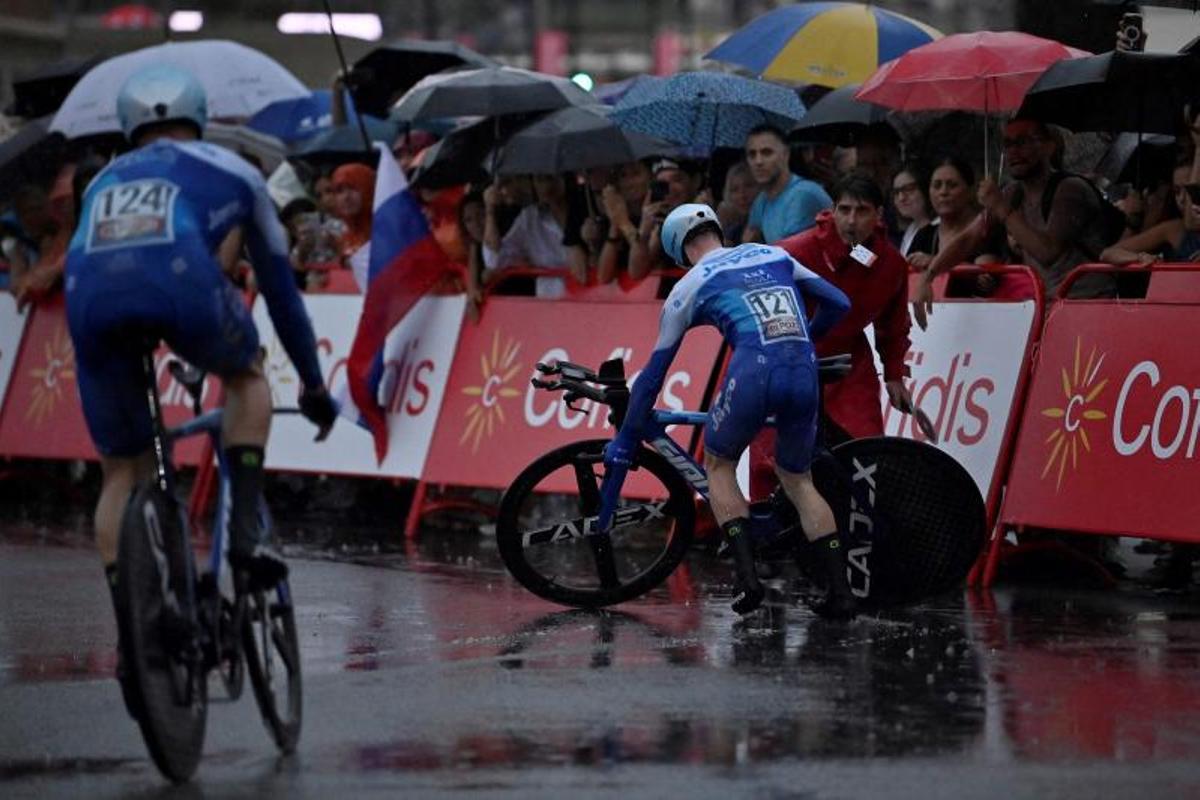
[1002,135,1044,149]
[892,182,920,197]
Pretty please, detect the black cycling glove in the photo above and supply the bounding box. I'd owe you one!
[299,385,338,441]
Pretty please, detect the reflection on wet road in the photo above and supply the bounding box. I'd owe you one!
[2,520,1200,798]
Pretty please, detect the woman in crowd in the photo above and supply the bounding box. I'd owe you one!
[908,156,1005,297]
[459,190,487,319]
[597,160,651,285]
[330,162,376,287]
[483,173,570,298]
[890,162,932,258]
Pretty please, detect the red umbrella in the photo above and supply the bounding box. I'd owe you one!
[101,4,162,31]
[855,32,1088,175]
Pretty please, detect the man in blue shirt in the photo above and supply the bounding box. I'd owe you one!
[605,203,857,619]
[743,124,832,244]
[66,66,337,709]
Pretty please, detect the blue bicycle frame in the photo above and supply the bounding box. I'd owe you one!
[595,409,712,533]
[162,408,290,607]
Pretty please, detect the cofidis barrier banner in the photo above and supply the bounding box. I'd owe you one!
[0,294,28,420]
[423,297,722,493]
[1003,303,1200,541]
[870,301,1036,499]
[252,293,465,478]
[0,296,219,463]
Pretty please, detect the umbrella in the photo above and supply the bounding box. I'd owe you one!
[593,75,662,106]
[0,118,66,205]
[855,31,1090,174]
[492,105,676,175]
[705,2,941,89]
[51,40,309,139]
[350,39,499,118]
[290,116,399,165]
[392,66,593,122]
[611,71,806,152]
[245,90,358,144]
[790,83,891,145]
[408,113,543,190]
[204,122,287,174]
[7,57,98,119]
[1016,50,1200,136]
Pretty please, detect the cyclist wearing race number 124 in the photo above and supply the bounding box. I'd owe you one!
[603,203,858,619]
[65,65,337,711]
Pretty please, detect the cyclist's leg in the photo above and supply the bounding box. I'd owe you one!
[703,360,767,612]
[773,362,856,619]
[164,266,281,585]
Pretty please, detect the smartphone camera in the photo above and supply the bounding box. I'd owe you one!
[649,180,669,203]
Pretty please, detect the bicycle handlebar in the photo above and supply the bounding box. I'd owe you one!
[530,354,854,429]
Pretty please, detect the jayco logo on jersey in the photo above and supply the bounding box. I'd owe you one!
[702,246,774,276]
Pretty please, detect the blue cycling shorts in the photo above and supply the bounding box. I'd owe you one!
[703,350,820,474]
[66,246,259,457]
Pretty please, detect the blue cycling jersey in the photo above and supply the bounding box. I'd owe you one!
[67,139,322,389]
[621,243,850,468]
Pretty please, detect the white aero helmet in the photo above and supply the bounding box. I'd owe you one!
[117,64,207,143]
[661,202,722,266]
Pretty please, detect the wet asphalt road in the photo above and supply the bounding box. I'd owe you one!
[3,516,1200,798]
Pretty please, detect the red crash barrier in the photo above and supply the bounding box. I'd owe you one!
[0,295,221,465]
[997,264,1200,580]
[422,295,723,492]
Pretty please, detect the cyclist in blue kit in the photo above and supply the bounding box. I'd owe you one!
[65,65,337,706]
[603,203,858,618]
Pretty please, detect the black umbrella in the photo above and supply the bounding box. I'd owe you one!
[0,118,65,205]
[6,57,98,119]
[1017,50,1200,135]
[392,66,593,122]
[409,112,544,190]
[349,39,498,118]
[290,115,399,166]
[789,83,892,145]
[492,105,676,175]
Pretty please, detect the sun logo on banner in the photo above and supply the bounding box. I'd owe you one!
[1040,337,1109,492]
[26,325,76,427]
[460,330,523,454]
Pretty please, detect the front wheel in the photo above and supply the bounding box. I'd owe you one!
[496,439,696,608]
[242,581,302,753]
[118,482,207,783]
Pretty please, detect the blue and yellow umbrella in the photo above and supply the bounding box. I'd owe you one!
[705,2,942,89]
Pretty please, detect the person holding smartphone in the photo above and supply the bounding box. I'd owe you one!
[625,158,703,279]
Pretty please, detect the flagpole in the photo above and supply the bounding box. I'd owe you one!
[322,0,373,155]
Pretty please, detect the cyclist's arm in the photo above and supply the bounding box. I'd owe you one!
[243,183,325,390]
[619,289,692,437]
[791,258,850,340]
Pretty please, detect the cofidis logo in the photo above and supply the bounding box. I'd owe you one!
[1040,337,1108,492]
[459,330,523,454]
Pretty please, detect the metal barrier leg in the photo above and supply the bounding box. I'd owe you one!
[404,480,427,541]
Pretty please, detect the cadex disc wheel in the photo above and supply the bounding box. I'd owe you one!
[497,439,696,608]
[809,436,986,606]
[118,483,207,783]
[242,581,303,753]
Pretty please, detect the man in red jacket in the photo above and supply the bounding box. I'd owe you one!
[749,173,914,498]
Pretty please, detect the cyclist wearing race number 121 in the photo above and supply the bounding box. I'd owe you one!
[603,203,858,619]
[65,65,337,710]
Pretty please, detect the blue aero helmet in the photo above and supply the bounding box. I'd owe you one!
[116,64,207,143]
[661,203,722,266]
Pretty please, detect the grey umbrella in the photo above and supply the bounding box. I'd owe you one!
[790,84,892,145]
[492,105,677,175]
[392,66,593,122]
[349,39,498,118]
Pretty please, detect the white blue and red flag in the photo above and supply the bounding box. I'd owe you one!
[344,144,451,462]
